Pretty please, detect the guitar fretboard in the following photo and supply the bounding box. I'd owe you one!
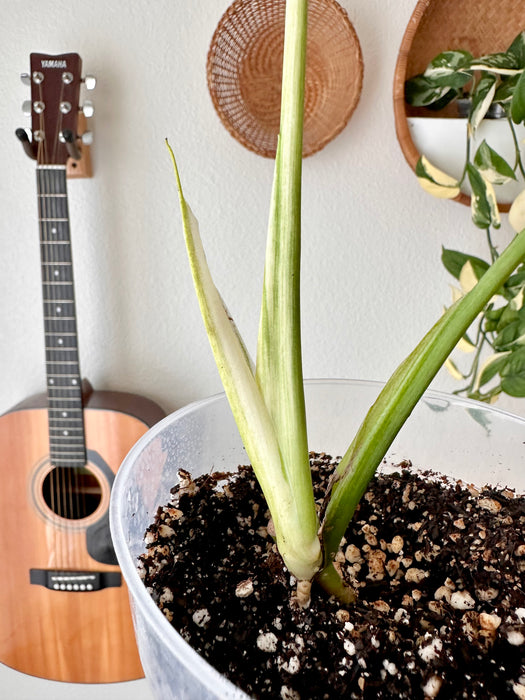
[37,166,87,467]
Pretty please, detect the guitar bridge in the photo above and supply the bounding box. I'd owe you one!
[29,569,121,591]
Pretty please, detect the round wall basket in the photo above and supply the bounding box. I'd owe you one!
[393,0,525,210]
[207,0,363,158]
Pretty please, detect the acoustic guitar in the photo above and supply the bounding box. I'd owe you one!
[0,53,165,683]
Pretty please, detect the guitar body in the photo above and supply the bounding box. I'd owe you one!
[0,389,165,682]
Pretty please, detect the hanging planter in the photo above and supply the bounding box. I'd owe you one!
[393,0,525,210]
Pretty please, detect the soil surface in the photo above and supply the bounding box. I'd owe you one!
[139,454,525,699]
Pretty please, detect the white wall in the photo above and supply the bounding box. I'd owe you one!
[1,0,524,421]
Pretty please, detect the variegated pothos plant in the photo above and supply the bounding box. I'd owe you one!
[406,31,525,402]
[168,2,525,603]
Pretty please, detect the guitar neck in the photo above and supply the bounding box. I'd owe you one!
[38,165,87,467]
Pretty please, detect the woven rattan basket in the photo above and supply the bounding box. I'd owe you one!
[393,0,525,210]
[207,0,363,158]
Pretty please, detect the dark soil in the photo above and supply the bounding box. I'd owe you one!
[139,454,525,699]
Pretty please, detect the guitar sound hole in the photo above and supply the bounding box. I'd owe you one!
[42,467,102,520]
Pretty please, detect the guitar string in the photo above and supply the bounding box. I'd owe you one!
[37,106,61,572]
[57,78,86,549]
[42,167,65,571]
[51,167,77,569]
[51,92,74,536]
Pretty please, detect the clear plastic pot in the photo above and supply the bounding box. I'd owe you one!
[110,379,525,699]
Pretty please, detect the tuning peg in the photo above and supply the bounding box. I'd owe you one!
[22,100,32,116]
[83,75,96,90]
[82,100,94,118]
[81,131,93,146]
[20,72,31,86]
[15,127,37,160]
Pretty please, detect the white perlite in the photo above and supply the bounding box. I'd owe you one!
[192,608,211,627]
[257,631,278,653]
[235,579,254,598]
[405,567,428,584]
[418,637,443,663]
[450,590,475,610]
[479,612,501,631]
[423,674,443,698]
[279,656,301,674]
[507,630,525,646]
[513,682,525,699]
[343,639,356,656]
[382,659,398,676]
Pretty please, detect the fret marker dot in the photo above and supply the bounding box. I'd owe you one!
[58,338,63,345]
[54,269,60,277]
[56,306,62,314]
[71,379,78,385]
[63,430,69,436]
[62,411,68,417]
[49,379,54,385]
[51,227,57,234]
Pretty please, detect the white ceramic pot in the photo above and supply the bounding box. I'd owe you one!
[408,116,525,204]
[109,379,525,699]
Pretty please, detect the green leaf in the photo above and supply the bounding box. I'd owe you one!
[501,347,525,395]
[510,69,525,124]
[493,74,519,104]
[404,75,458,108]
[495,304,521,331]
[471,52,521,75]
[475,352,510,389]
[493,319,525,350]
[467,163,500,229]
[505,269,525,294]
[441,248,490,281]
[424,51,473,87]
[474,140,517,185]
[469,74,497,129]
[507,31,525,68]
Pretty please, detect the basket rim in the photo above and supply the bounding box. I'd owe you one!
[207,0,364,158]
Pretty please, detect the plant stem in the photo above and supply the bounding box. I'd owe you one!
[508,116,525,179]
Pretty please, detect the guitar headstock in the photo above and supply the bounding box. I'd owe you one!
[18,53,95,168]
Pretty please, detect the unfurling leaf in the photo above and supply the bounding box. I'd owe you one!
[474,140,517,185]
[416,156,460,199]
[509,189,525,232]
